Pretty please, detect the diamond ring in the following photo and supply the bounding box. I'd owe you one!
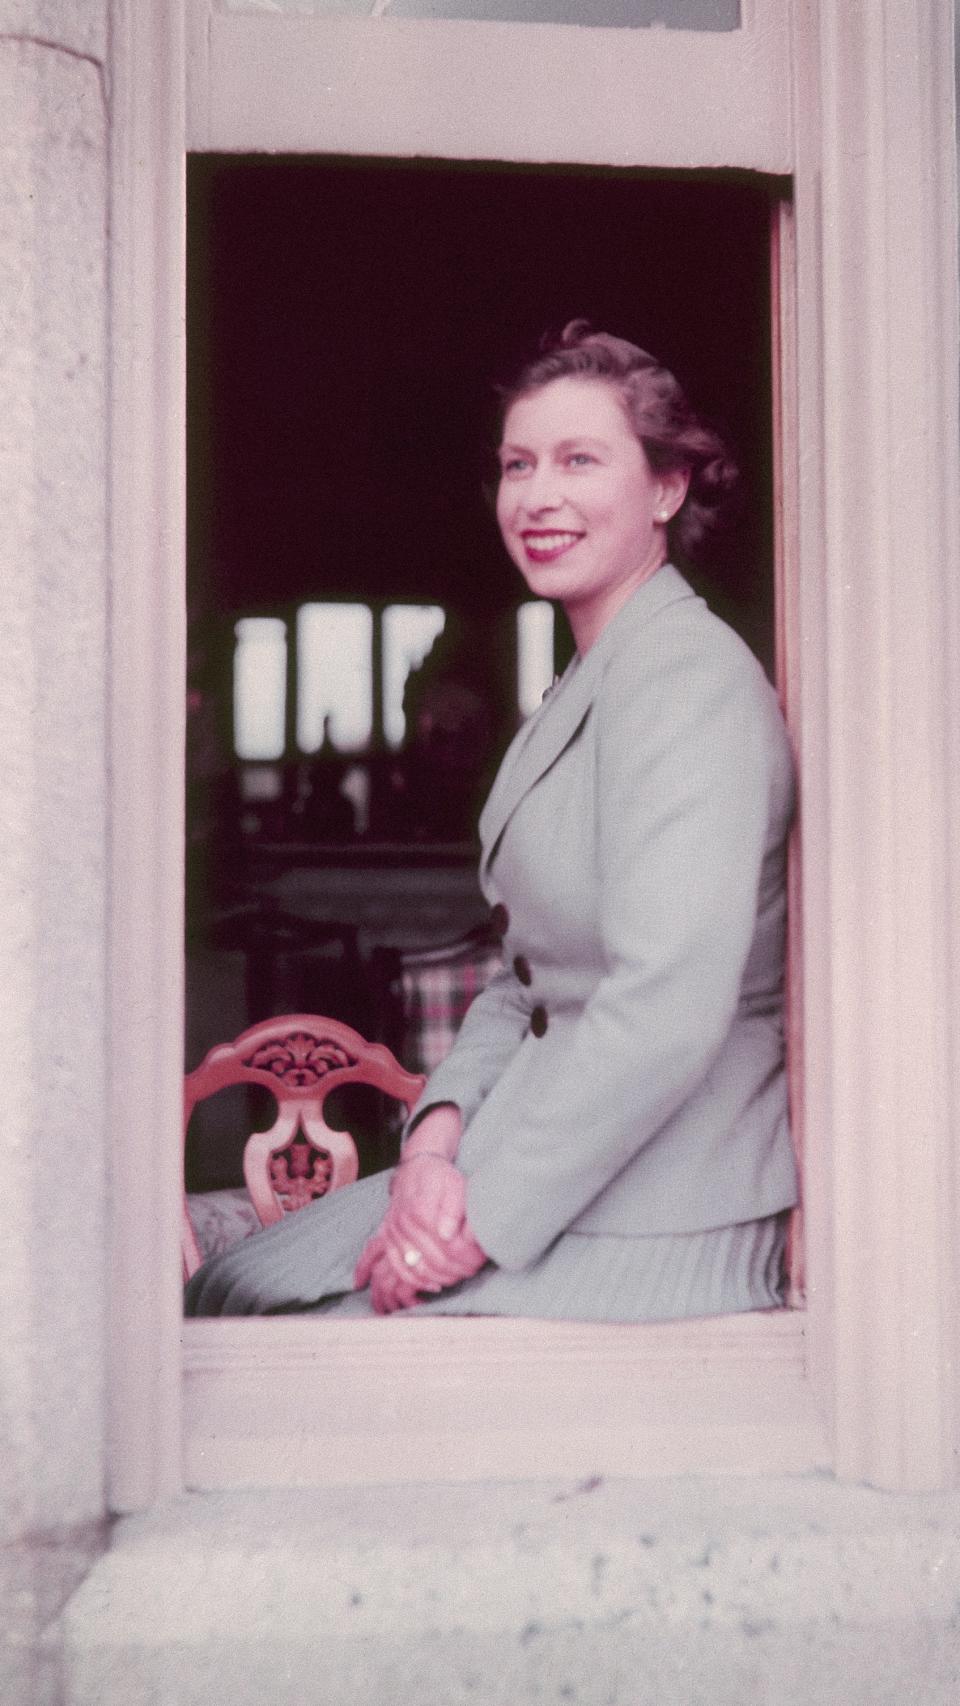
[403,1248,423,1268]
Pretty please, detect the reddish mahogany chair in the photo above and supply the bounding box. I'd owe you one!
[182,1013,425,1279]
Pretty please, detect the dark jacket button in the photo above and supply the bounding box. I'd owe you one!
[530,1004,548,1038]
[489,903,509,939]
[513,953,532,986]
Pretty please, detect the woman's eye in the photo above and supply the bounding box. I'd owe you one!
[566,452,595,467]
[501,457,530,476]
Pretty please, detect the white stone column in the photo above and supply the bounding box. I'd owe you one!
[106,0,187,1511]
[794,0,960,1490]
[0,9,111,1536]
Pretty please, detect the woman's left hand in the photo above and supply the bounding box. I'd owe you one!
[355,1182,488,1313]
[364,1225,488,1313]
[355,1156,464,1292]
[389,1151,468,1251]
[353,1229,422,1314]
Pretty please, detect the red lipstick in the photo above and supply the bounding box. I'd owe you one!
[521,529,584,564]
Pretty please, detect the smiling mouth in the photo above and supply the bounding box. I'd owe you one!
[520,530,584,563]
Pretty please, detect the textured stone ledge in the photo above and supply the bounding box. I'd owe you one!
[59,1475,960,1705]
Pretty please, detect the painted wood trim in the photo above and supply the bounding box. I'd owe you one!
[183,1310,826,1488]
[796,0,960,1490]
[187,0,791,168]
[185,0,212,151]
[770,195,806,1310]
[107,0,188,1511]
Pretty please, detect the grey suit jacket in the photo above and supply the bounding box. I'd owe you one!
[410,564,798,1271]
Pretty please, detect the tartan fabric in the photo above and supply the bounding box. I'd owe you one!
[400,945,504,1076]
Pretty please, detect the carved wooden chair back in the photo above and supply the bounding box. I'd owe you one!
[182,1013,426,1279]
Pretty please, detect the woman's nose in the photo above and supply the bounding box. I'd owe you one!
[522,467,563,513]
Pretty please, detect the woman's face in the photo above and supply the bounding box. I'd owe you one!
[496,376,687,651]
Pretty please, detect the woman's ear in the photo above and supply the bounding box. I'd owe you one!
[655,466,691,523]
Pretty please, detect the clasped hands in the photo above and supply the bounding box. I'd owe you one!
[354,1107,487,1314]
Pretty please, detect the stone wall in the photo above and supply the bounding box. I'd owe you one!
[0,3,110,1542]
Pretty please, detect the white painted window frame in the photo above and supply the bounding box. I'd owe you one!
[107,0,960,1508]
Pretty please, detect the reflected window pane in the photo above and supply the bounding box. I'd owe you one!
[222,0,740,25]
[233,617,287,760]
[385,1,738,23]
[517,600,555,718]
[222,2,376,14]
[383,604,446,747]
[297,603,374,753]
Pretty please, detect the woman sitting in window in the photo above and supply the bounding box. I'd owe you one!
[185,322,798,1320]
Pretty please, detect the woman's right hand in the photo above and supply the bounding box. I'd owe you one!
[353,1102,464,1294]
[353,1101,491,1307]
[354,1153,467,1295]
[357,1193,488,1314]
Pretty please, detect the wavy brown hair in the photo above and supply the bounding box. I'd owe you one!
[498,320,738,561]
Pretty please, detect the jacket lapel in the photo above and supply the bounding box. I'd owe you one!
[479,565,695,873]
[479,651,595,866]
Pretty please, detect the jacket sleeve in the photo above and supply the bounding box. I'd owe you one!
[401,959,532,1140]
[463,624,786,1270]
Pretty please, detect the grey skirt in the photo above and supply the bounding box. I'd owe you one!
[183,1168,789,1322]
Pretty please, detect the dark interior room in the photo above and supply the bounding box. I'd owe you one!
[185,153,783,1195]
